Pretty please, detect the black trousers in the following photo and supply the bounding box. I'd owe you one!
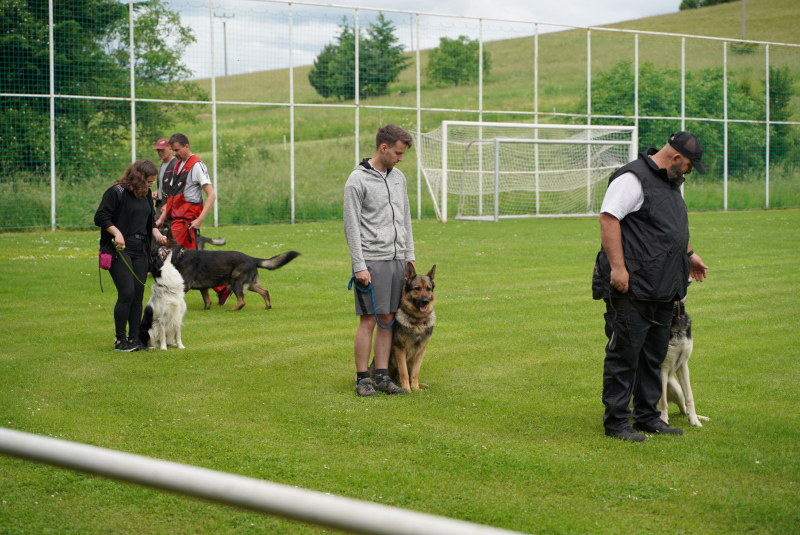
[602,297,673,432]
[109,248,149,341]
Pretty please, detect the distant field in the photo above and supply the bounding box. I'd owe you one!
[1,210,799,533]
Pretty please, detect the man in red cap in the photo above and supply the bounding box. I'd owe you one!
[156,133,231,307]
[153,138,176,213]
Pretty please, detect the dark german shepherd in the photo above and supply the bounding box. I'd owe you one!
[371,263,436,392]
[164,238,300,311]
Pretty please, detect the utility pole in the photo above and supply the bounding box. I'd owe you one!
[214,13,235,88]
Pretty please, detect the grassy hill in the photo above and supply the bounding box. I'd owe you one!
[160,0,799,224]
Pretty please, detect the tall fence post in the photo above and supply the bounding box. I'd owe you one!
[48,0,56,232]
[289,4,295,224]
[634,34,639,152]
[723,41,728,211]
[586,28,591,211]
[765,44,770,209]
[129,0,136,163]
[534,23,539,215]
[355,9,360,166]
[415,13,421,219]
[478,19,483,217]
[210,0,219,227]
[680,37,685,198]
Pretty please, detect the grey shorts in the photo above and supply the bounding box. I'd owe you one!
[353,259,406,315]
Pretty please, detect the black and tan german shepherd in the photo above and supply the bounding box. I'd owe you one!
[163,238,300,311]
[371,263,436,392]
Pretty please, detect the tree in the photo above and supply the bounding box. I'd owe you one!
[0,0,206,175]
[582,59,797,176]
[425,36,491,87]
[308,13,409,101]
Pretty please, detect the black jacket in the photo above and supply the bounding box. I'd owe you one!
[592,149,691,302]
[94,184,155,256]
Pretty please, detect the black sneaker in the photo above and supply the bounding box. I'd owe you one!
[633,419,683,435]
[130,338,149,352]
[605,425,647,442]
[374,376,407,395]
[355,377,379,397]
[114,339,137,352]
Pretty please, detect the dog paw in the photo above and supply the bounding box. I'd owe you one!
[177,344,186,349]
[697,415,711,421]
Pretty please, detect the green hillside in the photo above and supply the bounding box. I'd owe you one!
[159,0,799,224]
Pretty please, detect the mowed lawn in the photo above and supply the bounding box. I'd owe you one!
[0,210,798,534]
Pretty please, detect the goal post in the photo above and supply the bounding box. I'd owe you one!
[415,121,637,222]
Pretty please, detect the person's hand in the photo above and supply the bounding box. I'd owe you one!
[114,233,125,250]
[610,267,629,293]
[354,269,371,287]
[155,235,167,246]
[151,191,158,200]
[189,219,202,232]
[689,253,708,282]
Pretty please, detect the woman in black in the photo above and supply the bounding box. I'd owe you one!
[95,159,168,352]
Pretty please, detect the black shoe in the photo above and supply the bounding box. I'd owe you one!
[633,419,683,435]
[130,338,149,352]
[605,425,647,442]
[374,376,407,395]
[114,339,137,352]
[355,377,379,397]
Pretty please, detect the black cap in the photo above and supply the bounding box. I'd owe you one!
[668,131,706,175]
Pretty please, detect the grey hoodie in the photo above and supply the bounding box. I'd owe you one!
[343,160,415,273]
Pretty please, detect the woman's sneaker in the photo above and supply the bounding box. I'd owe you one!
[129,338,149,352]
[114,339,137,352]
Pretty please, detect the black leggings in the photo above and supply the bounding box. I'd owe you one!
[109,249,149,340]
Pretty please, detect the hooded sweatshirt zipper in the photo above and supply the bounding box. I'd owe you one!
[362,159,399,260]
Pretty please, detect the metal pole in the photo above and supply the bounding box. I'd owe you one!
[494,138,499,222]
[129,0,136,163]
[741,0,745,40]
[765,44,769,208]
[0,428,524,535]
[49,0,56,232]
[210,0,218,227]
[634,34,639,151]
[289,4,295,223]
[415,13,421,219]
[534,24,539,215]
[723,41,728,212]
[355,9,360,166]
[478,19,483,217]
[586,29,591,211]
[680,37,685,198]
[442,122,448,222]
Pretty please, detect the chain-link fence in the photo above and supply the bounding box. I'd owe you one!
[2,0,799,230]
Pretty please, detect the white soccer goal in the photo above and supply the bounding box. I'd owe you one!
[415,121,637,222]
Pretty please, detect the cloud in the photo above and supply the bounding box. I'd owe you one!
[176,0,678,79]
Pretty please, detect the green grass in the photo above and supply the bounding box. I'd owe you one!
[1,210,799,533]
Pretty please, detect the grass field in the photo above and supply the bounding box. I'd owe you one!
[1,209,799,534]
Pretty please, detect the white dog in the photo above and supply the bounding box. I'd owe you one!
[660,299,709,427]
[139,250,186,350]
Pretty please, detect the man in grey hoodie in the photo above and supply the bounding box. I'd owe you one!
[344,124,415,397]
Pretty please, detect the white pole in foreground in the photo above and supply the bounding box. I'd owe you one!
[0,428,524,535]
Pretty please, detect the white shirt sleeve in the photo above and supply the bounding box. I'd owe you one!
[600,171,644,221]
[190,161,211,187]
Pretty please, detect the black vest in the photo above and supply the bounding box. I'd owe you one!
[592,149,691,302]
[159,158,180,201]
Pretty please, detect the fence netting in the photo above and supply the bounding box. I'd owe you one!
[1,0,798,230]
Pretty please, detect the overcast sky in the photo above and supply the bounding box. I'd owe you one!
[177,0,681,78]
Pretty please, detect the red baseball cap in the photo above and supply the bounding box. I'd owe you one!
[154,138,169,150]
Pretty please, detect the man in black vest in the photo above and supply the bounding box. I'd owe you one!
[153,138,176,213]
[593,132,709,442]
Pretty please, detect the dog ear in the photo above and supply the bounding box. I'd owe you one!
[426,264,436,281]
[405,261,416,280]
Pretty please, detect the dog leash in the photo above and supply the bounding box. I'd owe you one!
[116,249,150,289]
[348,276,395,330]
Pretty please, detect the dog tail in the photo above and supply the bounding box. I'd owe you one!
[139,305,154,346]
[195,235,226,251]
[258,251,301,270]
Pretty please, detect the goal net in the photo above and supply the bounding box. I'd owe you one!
[415,121,637,221]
